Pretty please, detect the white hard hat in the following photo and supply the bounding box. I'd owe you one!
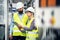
[26,7,35,13]
[16,2,24,9]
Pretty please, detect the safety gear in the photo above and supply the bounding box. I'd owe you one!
[26,18,38,40]
[16,2,24,9]
[13,12,28,36]
[26,7,35,13]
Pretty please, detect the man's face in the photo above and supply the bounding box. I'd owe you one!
[17,7,23,12]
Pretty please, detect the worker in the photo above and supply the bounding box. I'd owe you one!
[18,7,38,40]
[50,10,56,26]
[9,2,28,40]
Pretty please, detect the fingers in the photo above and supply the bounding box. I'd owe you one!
[9,35,13,40]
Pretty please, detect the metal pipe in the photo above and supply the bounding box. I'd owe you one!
[4,0,8,40]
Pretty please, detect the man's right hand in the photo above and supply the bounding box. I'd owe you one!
[13,22,23,29]
[9,35,13,40]
[17,24,22,28]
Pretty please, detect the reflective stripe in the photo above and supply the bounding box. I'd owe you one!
[27,32,38,34]
[13,30,21,32]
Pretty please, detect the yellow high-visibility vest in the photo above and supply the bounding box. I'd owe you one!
[13,12,28,36]
[26,18,38,40]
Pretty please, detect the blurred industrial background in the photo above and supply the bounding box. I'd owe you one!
[0,0,60,40]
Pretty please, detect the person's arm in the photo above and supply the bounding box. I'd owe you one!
[9,17,14,35]
[23,20,37,31]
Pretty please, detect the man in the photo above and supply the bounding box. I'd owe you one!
[9,2,28,40]
[50,10,56,26]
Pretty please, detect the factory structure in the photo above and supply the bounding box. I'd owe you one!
[0,0,60,40]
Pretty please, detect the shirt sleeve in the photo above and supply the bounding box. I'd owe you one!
[9,17,14,35]
[23,20,37,31]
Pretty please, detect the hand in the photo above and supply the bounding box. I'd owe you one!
[9,35,13,40]
[17,24,23,29]
[13,22,23,29]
